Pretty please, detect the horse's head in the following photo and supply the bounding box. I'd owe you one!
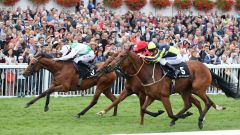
[23,52,53,77]
[23,55,42,77]
[97,51,120,72]
[108,49,133,72]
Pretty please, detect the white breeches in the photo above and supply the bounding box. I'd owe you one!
[74,50,95,63]
[159,54,182,65]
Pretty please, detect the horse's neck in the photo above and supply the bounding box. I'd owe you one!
[129,54,162,84]
[39,58,61,73]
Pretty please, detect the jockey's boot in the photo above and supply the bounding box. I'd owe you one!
[78,61,95,71]
[165,62,180,78]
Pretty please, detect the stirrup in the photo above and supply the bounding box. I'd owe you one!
[174,70,180,78]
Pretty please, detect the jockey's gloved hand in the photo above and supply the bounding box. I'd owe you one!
[53,58,60,61]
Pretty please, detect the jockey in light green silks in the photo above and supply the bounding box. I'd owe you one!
[53,42,95,70]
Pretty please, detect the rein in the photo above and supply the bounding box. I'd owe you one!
[141,63,168,87]
[129,58,145,77]
[112,51,168,87]
[28,56,45,75]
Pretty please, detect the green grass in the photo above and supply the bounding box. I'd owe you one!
[0,95,239,135]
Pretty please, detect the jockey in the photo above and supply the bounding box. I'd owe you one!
[138,42,181,78]
[53,42,95,70]
[133,41,151,56]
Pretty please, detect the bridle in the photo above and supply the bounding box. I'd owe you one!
[27,56,42,75]
[108,51,145,77]
[107,51,168,87]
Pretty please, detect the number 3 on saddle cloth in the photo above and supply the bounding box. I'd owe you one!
[73,61,97,79]
[162,62,190,94]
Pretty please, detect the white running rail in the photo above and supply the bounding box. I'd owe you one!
[0,64,239,97]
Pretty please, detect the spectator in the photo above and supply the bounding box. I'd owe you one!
[204,50,221,65]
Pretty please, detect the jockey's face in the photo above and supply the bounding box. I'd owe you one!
[134,48,146,55]
[148,48,157,55]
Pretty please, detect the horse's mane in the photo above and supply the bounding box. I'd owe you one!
[35,52,54,58]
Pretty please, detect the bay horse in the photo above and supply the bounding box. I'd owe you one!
[22,52,118,118]
[106,50,240,129]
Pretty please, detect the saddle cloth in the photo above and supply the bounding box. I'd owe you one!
[163,62,190,79]
[73,62,96,79]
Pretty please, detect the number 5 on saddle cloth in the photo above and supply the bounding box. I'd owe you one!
[162,62,190,79]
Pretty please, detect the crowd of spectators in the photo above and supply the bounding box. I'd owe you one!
[0,0,240,96]
[0,1,239,65]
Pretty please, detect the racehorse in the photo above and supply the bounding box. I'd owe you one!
[22,52,118,118]
[96,52,202,125]
[96,52,165,125]
[105,49,240,129]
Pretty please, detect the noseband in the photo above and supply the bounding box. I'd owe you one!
[27,57,41,75]
[108,52,145,77]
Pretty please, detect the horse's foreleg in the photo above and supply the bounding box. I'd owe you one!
[25,85,63,108]
[44,94,50,112]
[160,96,178,127]
[143,99,164,117]
[97,88,131,116]
[139,92,145,125]
[138,92,164,125]
[170,92,193,125]
[141,96,155,116]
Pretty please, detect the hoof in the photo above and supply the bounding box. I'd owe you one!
[180,111,193,119]
[215,105,226,111]
[75,114,81,119]
[169,120,176,127]
[96,111,105,116]
[158,110,165,115]
[198,121,204,129]
[24,103,30,108]
[44,107,49,112]
[186,111,193,117]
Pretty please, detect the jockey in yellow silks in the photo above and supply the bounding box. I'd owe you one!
[138,42,181,78]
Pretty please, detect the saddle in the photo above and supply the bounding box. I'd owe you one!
[73,61,97,79]
[162,62,190,79]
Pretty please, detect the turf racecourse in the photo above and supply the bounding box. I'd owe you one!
[0,95,239,135]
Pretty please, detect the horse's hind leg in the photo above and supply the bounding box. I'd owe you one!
[76,88,102,118]
[97,88,131,116]
[44,94,50,112]
[197,92,213,129]
[209,96,226,110]
[102,87,118,116]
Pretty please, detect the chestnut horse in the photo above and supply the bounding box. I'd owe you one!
[23,52,118,118]
[96,52,165,125]
[106,50,240,129]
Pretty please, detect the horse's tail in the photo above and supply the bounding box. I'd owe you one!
[210,70,240,99]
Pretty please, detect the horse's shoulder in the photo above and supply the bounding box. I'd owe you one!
[96,62,104,68]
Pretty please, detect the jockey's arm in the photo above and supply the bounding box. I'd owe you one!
[57,49,78,61]
[144,49,165,63]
